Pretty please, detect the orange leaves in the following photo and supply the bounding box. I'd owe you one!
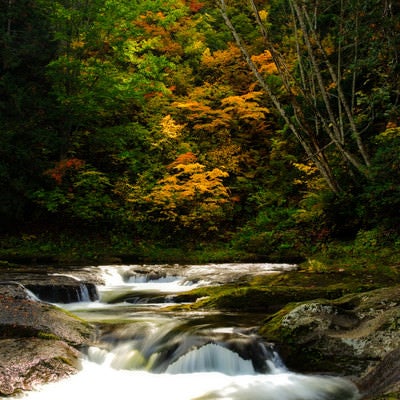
[167,151,198,169]
[188,0,205,13]
[201,43,242,69]
[251,50,278,74]
[135,11,184,57]
[45,158,85,185]
[153,161,229,202]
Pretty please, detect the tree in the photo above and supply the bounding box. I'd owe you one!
[123,152,231,238]
[217,0,399,193]
[0,0,58,228]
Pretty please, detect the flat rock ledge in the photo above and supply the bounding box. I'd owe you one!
[0,283,96,396]
[260,285,400,400]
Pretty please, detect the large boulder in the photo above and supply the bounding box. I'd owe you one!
[0,282,95,344]
[259,285,400,399]
[0,282,96,396]
[0,338,81,396]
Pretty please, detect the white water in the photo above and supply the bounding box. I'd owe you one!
[21,264,360,400]
[166,343,255,375]
[22,360,359,400]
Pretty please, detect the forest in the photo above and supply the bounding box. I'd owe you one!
[0,0,399,263]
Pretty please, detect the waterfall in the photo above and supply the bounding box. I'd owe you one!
[18,263,361,400]
[165,343,255,375]
[76,283,91,302]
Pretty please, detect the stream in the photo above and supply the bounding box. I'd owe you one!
[21,263,360,400]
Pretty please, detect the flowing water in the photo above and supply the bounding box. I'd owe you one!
[21,263,360,400]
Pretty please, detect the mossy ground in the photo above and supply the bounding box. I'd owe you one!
[0,231,259,265]
[172,261,400,313]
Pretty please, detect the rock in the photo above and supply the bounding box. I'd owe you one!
[0,338,80,396]
[259,285,400,399]
[0,265,101,303]
[358,348,400,399]
[26,279,98,303]
[0,283,96,396]
[0,282,95,345]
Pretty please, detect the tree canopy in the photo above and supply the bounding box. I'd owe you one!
[0,0,399,256]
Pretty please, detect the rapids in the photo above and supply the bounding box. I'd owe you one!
[20,263,360,400]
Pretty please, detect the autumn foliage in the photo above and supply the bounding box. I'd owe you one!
[1,0,399,251]
[45,159,85,185]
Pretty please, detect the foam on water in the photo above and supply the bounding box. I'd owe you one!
[96,265,203,304]
[166,343,256,375]
[22,358,360,400]
[19,264,360,400]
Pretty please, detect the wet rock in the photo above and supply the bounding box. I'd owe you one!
[358,348,400,399]
[0,283,96,396]
[26,280,98,303]
[0,266,100,303]
[259,285,400,399]
[0,338,80,396]
[0,282,95,344]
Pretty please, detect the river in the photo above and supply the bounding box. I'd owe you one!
[21,263,360,400]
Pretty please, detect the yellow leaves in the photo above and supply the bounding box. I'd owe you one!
[251,51,277,74]
[293,162,318,176]
[258,10,269,22]
[206,167,229,181]
[221,91,270,120]
[185,39,206,55]
[158,162,229,200]
[293,162,328,192]
[71,40,85,49]
[207,139,242,174]
[160,115,184,139]
[143,159,230,227]
[293,162,317,185]
[201,43,242,68]
[202,47,212,60]
[174,89,269,132]
[375,125,400,143]
[151,115,185,149]
[174,100,231,131]
[122,37,161,64]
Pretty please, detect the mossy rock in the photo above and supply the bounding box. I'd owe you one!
[259,286,400,385]
[173,266,385,314]
[174,281,376,315]
[0,283,95,345]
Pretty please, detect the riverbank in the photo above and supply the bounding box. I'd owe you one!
[0,230,304,266]
[1,228,399,270]
[0,230,400,400]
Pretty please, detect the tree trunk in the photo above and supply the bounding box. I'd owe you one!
[217,0,341,194]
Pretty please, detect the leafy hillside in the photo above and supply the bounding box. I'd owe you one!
[1,0,399,261]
